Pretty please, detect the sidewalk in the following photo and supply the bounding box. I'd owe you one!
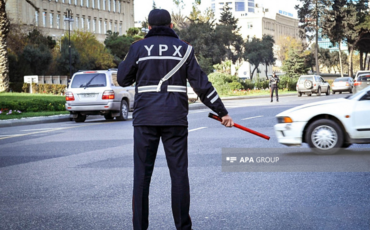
[0,93,295,127]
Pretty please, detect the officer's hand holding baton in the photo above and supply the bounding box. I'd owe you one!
[221,114,234,127]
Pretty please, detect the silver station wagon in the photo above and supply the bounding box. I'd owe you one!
[296,75,331,97]
[65,70,135,122]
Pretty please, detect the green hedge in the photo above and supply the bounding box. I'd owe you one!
[0,93,66,112]
[22,83,67,95]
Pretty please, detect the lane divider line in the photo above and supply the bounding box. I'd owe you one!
[0,122,113,140]
[189,127,207,132]
[242,115,263,120]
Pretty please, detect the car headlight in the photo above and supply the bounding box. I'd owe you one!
[277,116,293,123]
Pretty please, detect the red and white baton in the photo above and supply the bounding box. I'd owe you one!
[208,113,270,140]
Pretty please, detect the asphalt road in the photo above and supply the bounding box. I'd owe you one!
[0,93,369,230]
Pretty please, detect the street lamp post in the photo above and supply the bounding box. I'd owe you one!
[64,9,74,79]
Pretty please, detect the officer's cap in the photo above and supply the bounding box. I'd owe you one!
[148,9,171,26]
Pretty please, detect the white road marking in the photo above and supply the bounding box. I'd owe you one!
[0,122,113,140]
[21,128,57,132]
[242,115,263,120]
[189,127,207,132]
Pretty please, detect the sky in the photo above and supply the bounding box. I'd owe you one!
[133,0,300,22]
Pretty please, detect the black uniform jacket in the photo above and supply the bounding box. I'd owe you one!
[117,26,228,126]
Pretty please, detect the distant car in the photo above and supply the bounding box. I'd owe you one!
[187,81,198,103]
[332,77,354,94]
[65,70,135,122]
[296,75,331,97]
[274,85,370,154]
[353,71,370,94]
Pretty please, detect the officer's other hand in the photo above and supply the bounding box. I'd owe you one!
[221,115,234,127]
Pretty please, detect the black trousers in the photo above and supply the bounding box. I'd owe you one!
[133,126,192,230]
[270,85,278,100]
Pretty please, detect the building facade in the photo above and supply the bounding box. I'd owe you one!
[210,1,300,80]
[6,0,135,42]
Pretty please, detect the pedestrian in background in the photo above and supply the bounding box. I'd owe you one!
[117,9,234,230]
[269,72,280,102]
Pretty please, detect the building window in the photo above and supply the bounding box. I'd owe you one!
[76,16,79,29]
[81,0,83,6]
[92,0,94,8]
[93,19,96,32]
[103,0,106,10]
[75,0,77,5]
[113,0,116,12]
[248,2,254,7]
[235,1,245,11]
[248,8,254,13]
[68,0,71,4]
[97,0,100,9]
[35,11,39,26]
[109,21,112,31]
[114,22,117,32]
[247,22,253,29]
[62,0,65,3]
[104,20,107,33]
[43,11,46,27]
[87,18,90,31]
[118,1,121,13]
[86,0,89,7]
[64,15,67,29]
[81,17,84,29]
[57,14,60,29]
[99,20,102,33]
[50,13,53,28]
[108,0,111,11]
[119,23,122,35]
[211,3,215,11]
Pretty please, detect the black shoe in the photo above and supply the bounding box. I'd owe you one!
[271,100,273,102]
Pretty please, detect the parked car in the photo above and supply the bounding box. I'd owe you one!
[332,77,354,94]
[65,70,135,122]
[296,75,331,97]
[274,85,370,154]
[353,71,370,94]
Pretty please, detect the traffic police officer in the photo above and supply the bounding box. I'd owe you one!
[117,9,234,230]
[269,72,280,102]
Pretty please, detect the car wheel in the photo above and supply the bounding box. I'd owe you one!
[307,93,312,96]
[298,92,302,97]
[117,100,129,121]
[74,113,86,123]
[339,91,342,94]
[326,87,330,96]
[306,119,343,154]
[317,87,321,96]
[104,114,114,120]
[333,91,336,94]
[304,80,313,89]
[349,88,353,94]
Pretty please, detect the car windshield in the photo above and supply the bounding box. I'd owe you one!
[334,78,349,82]
[71,74,106,88]
[299,76,313,83]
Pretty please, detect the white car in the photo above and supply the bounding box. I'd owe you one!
[65,70,135,122]
[274,86,370,154]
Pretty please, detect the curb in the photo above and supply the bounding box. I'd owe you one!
[0,94,294,128]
